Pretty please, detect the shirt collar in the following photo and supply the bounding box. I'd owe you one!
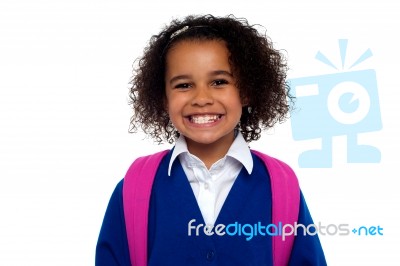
[168,132,253,176]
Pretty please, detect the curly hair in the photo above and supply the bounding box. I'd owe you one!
[129,14,293,144]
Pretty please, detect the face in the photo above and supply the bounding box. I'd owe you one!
[165,40,243,152]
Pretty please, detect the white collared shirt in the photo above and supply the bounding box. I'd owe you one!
[168,133,253,226]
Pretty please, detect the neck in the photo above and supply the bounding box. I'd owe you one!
[185,132,235,169]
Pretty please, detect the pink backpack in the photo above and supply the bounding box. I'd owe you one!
[123,149,300,266]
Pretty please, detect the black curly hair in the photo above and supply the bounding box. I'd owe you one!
[129,14,293,144]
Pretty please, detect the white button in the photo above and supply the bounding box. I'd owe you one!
[204,183,209,189]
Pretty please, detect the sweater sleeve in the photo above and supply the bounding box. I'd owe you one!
[95,180,131,266]
[288,191,327,265]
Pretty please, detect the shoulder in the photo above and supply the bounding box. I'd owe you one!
[124,149,171,177]
[123,149,172,195]
[250,149,295,173]
[127,149,171,169]
[250,149,300,193]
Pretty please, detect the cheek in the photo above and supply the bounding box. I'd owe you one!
[165,93,182,117]
[166,91,187,106]
[228,94,244,110]
[232,99,244,119]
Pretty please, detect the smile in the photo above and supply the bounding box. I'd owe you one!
[188,114,222,124]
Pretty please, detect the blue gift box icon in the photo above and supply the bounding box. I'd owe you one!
[289,40,382,168]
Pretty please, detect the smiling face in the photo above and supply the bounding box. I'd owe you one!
[165,40,243,155]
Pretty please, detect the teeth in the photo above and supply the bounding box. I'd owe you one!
[190,115,221,124]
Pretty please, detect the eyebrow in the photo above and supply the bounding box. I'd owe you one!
[168,70,233,85]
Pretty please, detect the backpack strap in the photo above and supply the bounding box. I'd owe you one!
[123,149,300,266]
[251,150,300,266]
[122,150,169,266]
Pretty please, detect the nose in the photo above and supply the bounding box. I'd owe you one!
[191,86,214,106]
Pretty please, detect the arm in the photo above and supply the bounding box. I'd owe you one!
[95,180,131,266]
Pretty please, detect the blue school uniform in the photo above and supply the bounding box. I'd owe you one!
[96,150,326,265]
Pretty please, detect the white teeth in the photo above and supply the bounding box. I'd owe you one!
[190,115,221,124]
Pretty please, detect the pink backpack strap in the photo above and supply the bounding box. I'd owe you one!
[122,150,169,266]
[251,150,300,266]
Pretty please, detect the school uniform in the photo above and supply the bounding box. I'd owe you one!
[96,134,327,265]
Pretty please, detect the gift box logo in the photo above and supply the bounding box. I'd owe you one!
[289,39,382,168]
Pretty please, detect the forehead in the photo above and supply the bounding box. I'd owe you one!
[167,39,228,55]
[165,40,230,71]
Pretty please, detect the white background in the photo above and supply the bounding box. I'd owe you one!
[1,0,399,265]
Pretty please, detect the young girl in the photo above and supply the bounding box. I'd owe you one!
[96,15,327,265]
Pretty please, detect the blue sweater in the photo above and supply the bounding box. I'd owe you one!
[96,151,327,265]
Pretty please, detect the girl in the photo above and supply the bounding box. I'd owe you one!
[96,14,327,265]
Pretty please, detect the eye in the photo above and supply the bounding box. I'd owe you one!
[174,83,192,90]
[212,79,229,86]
